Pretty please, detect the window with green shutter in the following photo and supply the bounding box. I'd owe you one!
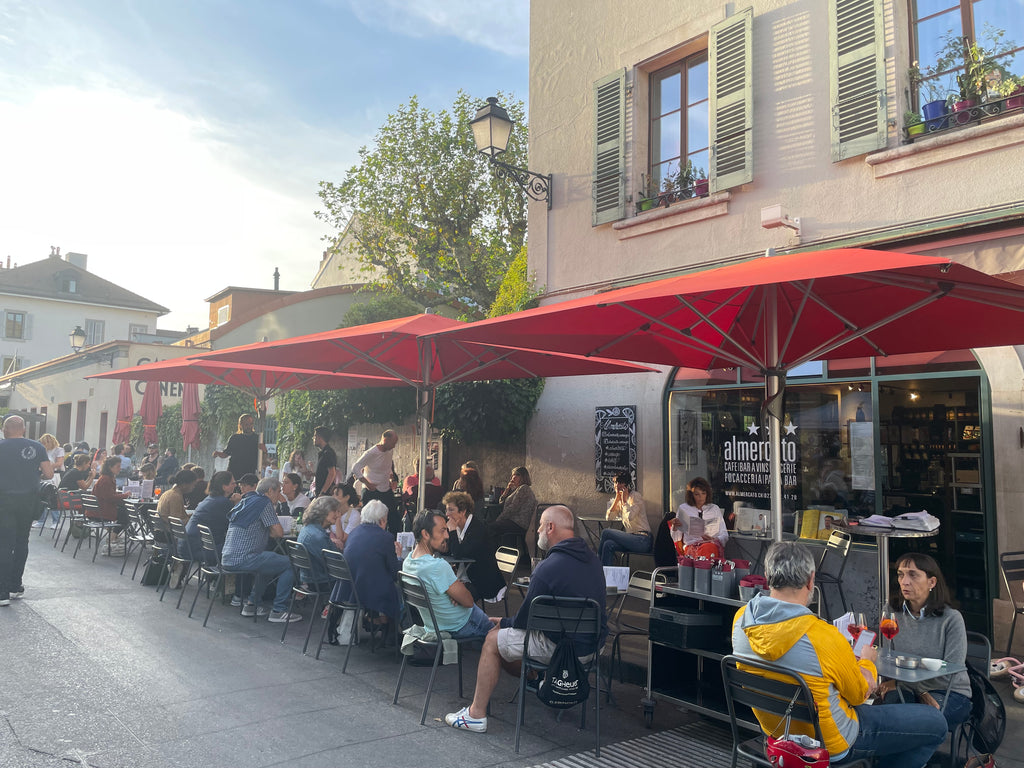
[592,69,626,226]
[830,0,886,161]
[709,7,753,193]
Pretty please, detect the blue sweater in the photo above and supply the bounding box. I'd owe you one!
[297,524,338,585]
[183,495,233,563]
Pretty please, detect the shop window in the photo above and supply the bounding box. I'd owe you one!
[874,348,978,375]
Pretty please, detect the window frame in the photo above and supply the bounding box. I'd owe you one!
[84,319,105,347]
[4,310,26,340]
[1,355,19,375]
[647,51,710,197]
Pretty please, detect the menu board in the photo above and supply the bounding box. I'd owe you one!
[595,405,637,493]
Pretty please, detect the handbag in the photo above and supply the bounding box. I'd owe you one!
[764,689,830,768]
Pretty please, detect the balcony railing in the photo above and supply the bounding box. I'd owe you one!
[903,90,1024,143]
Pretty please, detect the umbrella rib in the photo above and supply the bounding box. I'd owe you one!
[327,337,419,386]
[852,272,1024,311]
[665,296,766,368]
[777,279,815,364]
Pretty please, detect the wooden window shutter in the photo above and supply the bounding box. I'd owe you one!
[592,69,626,226]
[830,0,886,161]
[709,7,753,193]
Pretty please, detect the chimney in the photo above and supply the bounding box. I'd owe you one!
[66,252,88,270]
[273,267,280,291]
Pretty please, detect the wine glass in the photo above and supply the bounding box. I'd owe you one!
[848,612,867,645]
[880,608,900,658]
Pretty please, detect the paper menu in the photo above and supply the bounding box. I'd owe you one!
[833,611,855,641]
[277,516,295,534]
[603,566,630,592]
[687,514,705,539]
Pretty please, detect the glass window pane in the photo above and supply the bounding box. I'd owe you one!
[687,56,708,106]
[972,1,1020,54]
[686,100,709,155]
[916,9,962,72]
[654,71,681,117]
[653,159,679,190]
[656,116,681,166]
[915,0,959,19]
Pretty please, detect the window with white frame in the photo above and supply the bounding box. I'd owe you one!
[84,319,105,346]
[2,355,19,375]
[4,311,25,339]
[129,323,148,340]
[217,305,230,326]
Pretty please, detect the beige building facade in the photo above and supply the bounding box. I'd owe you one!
[524,0,1024,643]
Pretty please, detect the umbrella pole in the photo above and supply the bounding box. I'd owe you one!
[416,342,431,523]
[766,285,785,542]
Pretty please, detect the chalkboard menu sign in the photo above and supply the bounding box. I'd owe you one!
[595,405,637,493]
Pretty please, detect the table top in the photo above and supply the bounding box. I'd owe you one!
[839,523,939,540]
[874,654,966,684]
[513,576,622,595]
[578,515,614,522]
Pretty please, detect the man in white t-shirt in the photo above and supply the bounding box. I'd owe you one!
[349,430,399,533]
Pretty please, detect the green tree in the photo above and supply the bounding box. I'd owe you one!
[487,245,542,318]
[316,91,528,318]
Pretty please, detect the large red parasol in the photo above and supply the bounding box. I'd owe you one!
[112,379,134,445]
[138,380,163,446]
[430,248,1024,538]
[180,382,201,453]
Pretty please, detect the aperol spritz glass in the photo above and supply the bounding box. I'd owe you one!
[880,608,899,658]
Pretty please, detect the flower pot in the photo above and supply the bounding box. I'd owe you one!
[694,178,709,196]
[907,123,925,136]
[1006,87,1024,110]
[638,198,656,212]
[953,99,976,125]
[921,99,948,131]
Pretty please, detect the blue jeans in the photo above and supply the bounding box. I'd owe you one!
[452,604,494,640]
[883,689,972,732]
[599,528,651,566]
[227,551,294,612]
[839,702,947,767]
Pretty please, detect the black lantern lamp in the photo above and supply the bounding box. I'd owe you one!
[470,96,552,209]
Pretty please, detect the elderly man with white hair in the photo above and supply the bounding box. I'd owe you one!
[220,476,301,623]
[0,415,54,606]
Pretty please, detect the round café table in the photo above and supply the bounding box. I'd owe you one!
[838,523,939,621]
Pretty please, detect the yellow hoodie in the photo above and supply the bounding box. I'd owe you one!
[732,595,877,758]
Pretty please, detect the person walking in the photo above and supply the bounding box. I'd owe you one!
[0,415,54,605]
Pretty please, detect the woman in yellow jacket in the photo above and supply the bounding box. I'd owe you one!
[732,541,946,767]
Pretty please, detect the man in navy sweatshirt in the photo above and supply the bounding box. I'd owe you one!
[445,504,607,733]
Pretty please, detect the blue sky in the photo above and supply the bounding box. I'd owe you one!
[0,0,529,329]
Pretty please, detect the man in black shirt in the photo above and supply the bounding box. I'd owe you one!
[0,416,54,605]
[312,426,338,496]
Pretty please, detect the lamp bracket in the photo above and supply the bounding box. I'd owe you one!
[488,157,552,209]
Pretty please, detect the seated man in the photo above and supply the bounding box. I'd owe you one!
[732,541,947,768]
[220,477,301,624]
[330,499,403,642]
[402,510,494,641]
[445,504,607,734]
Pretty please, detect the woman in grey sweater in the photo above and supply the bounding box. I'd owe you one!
[879,552,972,731]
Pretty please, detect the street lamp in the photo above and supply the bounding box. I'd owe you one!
[69,325,86,353]
[470,96,552,209]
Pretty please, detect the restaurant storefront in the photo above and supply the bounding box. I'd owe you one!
[665,349,996,635]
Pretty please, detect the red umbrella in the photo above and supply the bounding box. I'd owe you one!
[431,248,1024,538]
[112,379,134,445]
[139,380,163,446]
[200,313,657,510]
[180,382,201,453]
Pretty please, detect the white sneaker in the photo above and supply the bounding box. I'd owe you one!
[31,521,44,528]
[268,610,302,623]
[445,706,487,733]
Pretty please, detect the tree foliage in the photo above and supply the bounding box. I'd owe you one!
[316,91,528,318]
[201,386,257,443]
[487,245,542,318]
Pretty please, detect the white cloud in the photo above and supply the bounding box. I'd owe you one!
[345,0,529,58]
[0,86,331,329]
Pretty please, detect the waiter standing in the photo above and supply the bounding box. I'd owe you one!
[0,415,53,606]
[349,430,399,534]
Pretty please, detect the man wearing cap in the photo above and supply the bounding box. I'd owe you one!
[0,415,54,605]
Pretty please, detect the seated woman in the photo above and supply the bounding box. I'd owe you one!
[91,456,132,554]
[490,466,537,546]
[330,483,361,550]
[59,453,95,492]
[296,495,342,592]
[676,476,728,559]
[878,552,972,731]
[599,471,651,566]
[184,471,237,563]
[452,462,485,514]
[444,490,504,602]
[182,465,208,508]
[280,472,310,519]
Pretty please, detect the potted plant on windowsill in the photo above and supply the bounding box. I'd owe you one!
[637,174,658,212]
[904,110,925,137]
[999,74,1024,110]
[937,28,1014,122]
[692,166,709,197]
[909,61,950,131]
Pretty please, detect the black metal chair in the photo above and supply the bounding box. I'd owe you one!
[721,654,871,768]
[73,493,121,562]
[280,540,332,654]
[121,503,154,578]
[392,571,486,725]
[999,550,1024,655]
[56,489,85,552]
[603,570,666,701]
[814,530,852,619]
[316,550,361,669]
[950,631,994,766]
[161,517,201,609]
[147,512,175,594]
[189,524,264,627]
[514,595,604,756]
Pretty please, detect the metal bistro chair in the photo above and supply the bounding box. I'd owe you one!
[514,595,604,756]
[316,550,361,669]
[603,570,667,701]
[950,631,996,766]
[161,518,201,609]
[999,550,1024,655]
[189,524,263,627]
[392,571,486,726]
[56,490,85,552]
[146,512,175,593]
[281,540,332,654]
[721,654,871,768]
[495,546,520,617]
[121,503,155,578]
[74,493,122,562]
[814,530,852,620]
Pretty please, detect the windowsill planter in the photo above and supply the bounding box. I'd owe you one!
[616,191,731,240]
